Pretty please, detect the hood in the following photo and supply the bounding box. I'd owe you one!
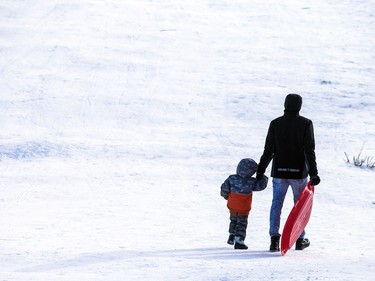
[236,158,258,178]
[284,93,302,112]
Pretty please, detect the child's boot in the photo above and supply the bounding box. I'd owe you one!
[234,236,248,250]
[227,234,235,245]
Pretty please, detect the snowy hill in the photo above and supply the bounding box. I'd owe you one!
[1,0,374,280]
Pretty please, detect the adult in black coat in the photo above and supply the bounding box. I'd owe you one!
[257,94,320,252]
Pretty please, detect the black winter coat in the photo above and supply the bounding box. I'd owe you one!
[258,112,318,179]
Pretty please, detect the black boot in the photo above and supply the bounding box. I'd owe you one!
[295,238,310,250]
[234,236,248,250]
[234,242,248,250]
[270,236,280,252]
[227,234,235,245]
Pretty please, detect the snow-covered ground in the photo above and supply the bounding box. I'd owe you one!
[1,0,374,280]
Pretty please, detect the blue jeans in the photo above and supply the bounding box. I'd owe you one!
[269,178,308,238]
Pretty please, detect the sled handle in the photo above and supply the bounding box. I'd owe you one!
[307,180,315,192]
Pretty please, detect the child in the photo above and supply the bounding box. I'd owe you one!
[220,158,268,249]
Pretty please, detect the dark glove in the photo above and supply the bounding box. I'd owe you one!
[256,172,264,180]
[310,176,320,186]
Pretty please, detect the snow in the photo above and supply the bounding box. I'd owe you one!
[1,0,374,280]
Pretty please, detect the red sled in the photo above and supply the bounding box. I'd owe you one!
[281,181,314,256]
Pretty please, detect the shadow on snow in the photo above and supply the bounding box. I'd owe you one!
[17,247,278,272]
